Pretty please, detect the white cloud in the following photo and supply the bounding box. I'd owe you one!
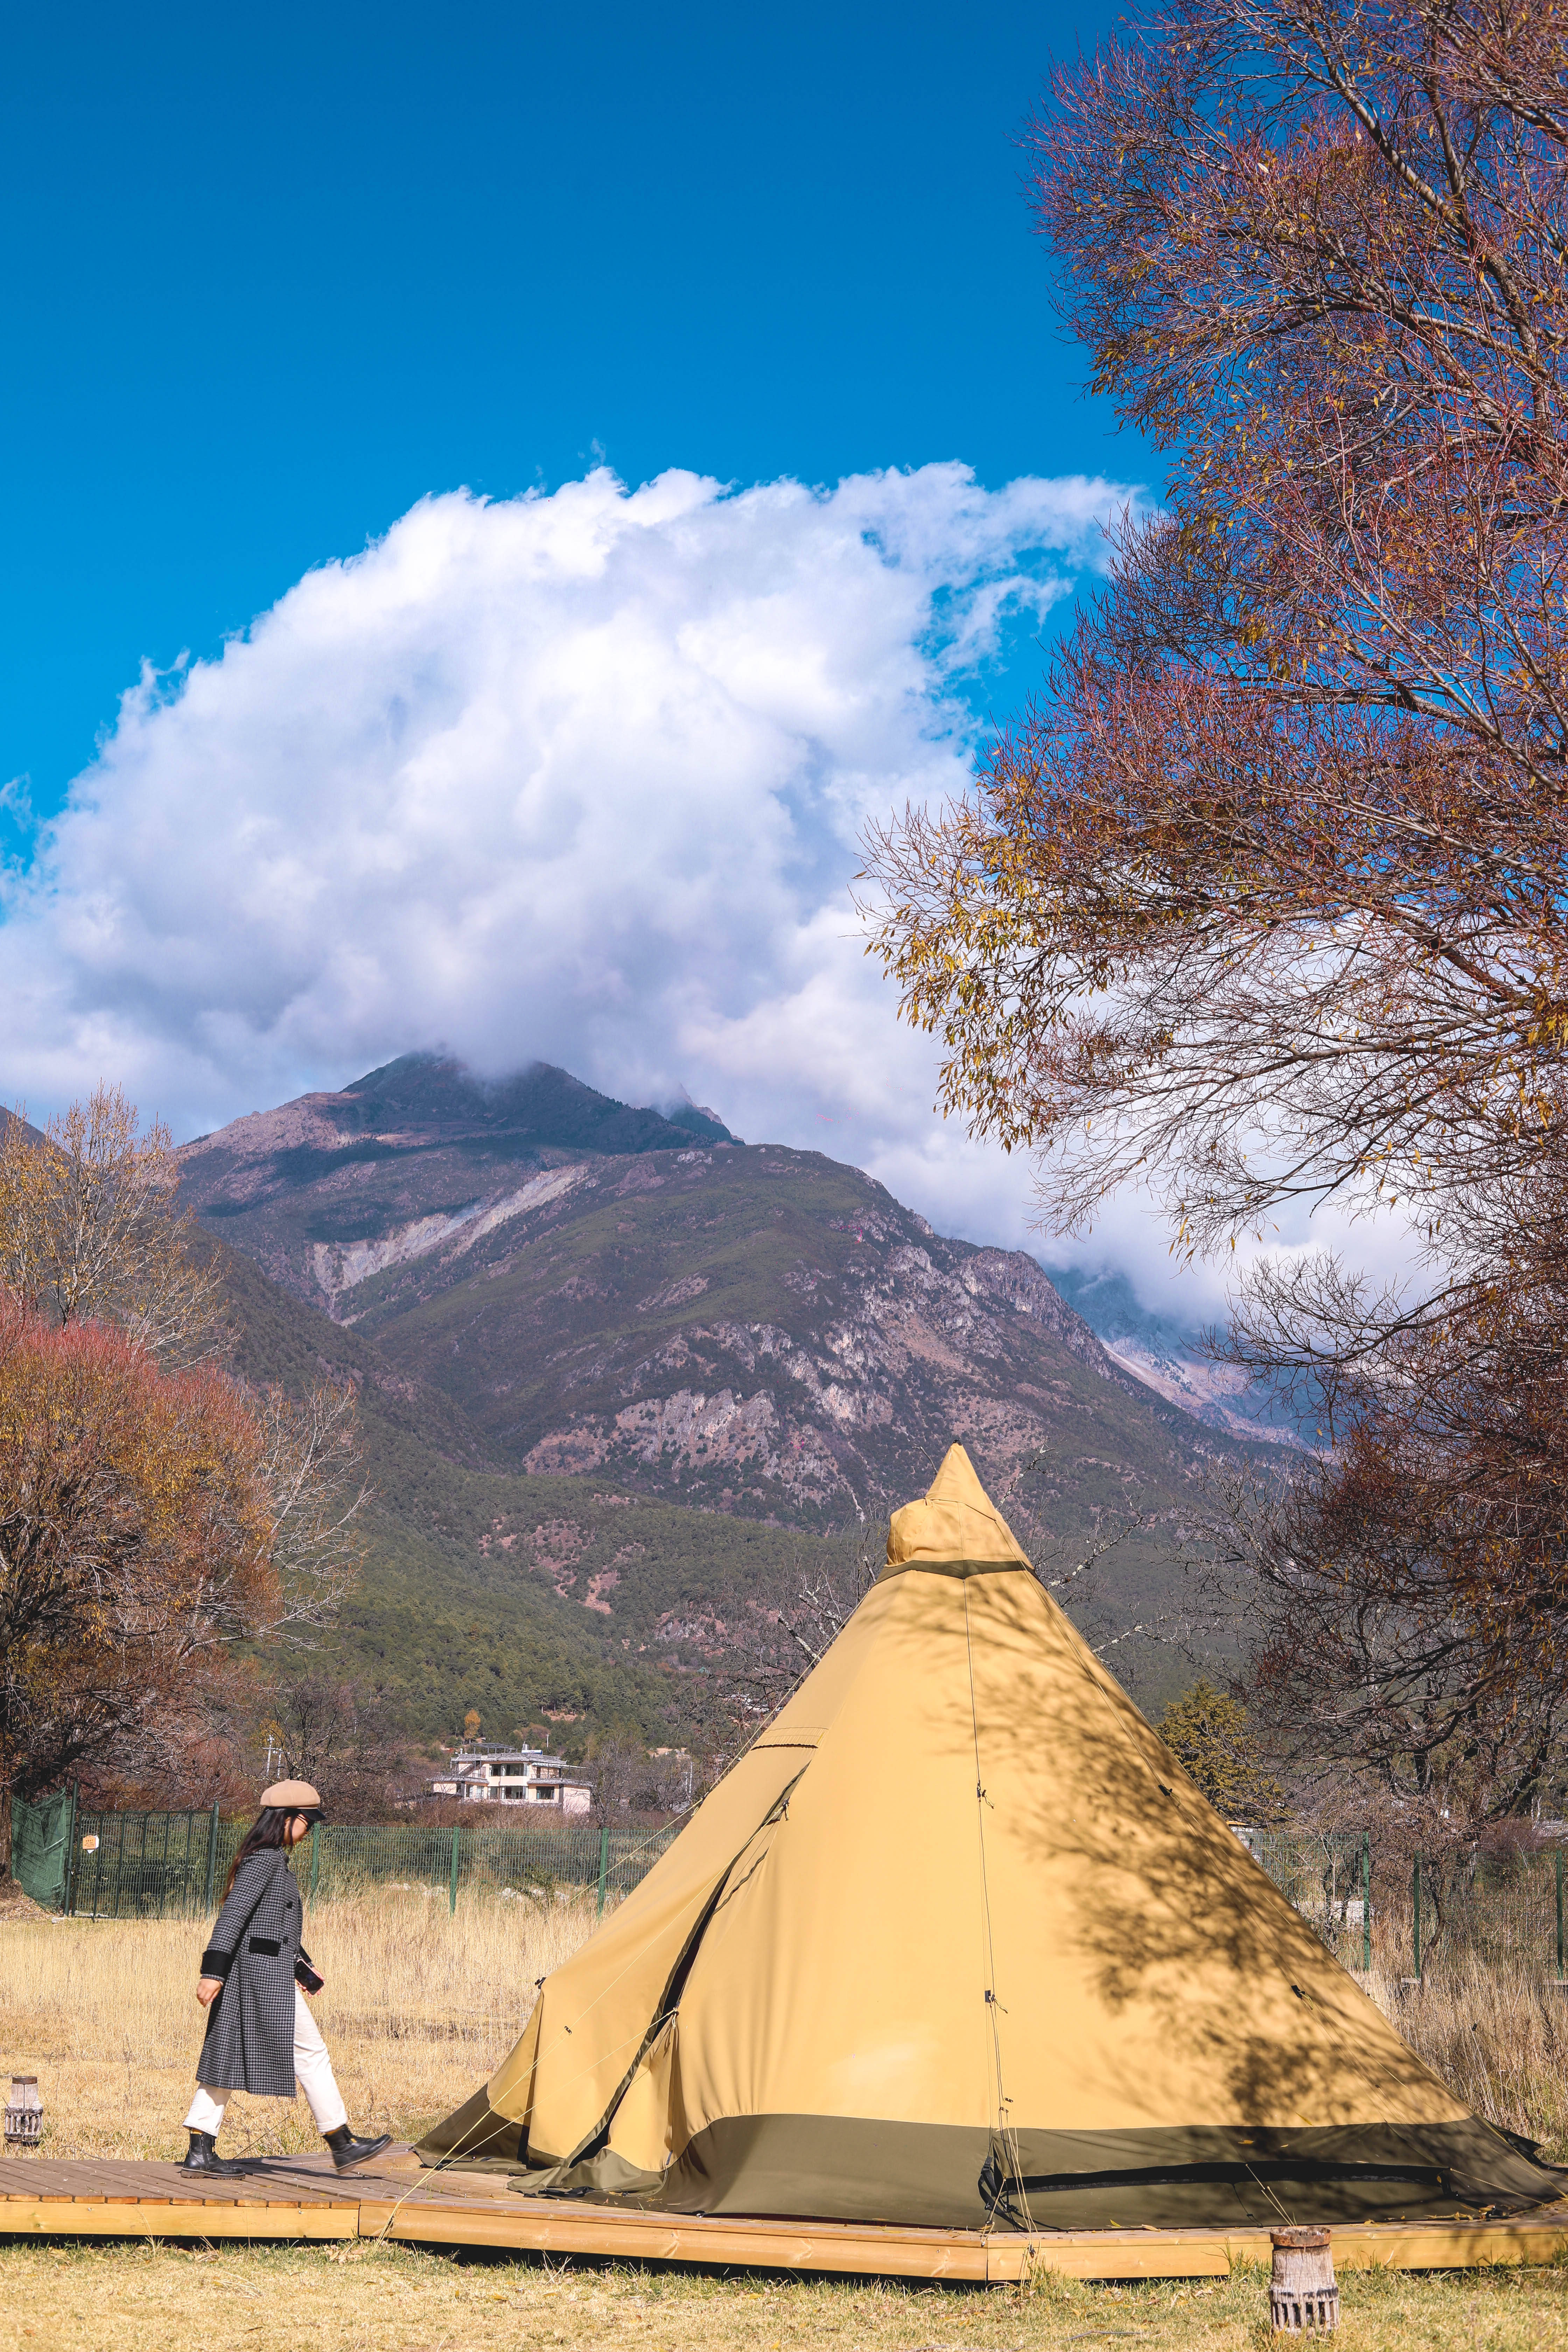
[2,460,1199,1281]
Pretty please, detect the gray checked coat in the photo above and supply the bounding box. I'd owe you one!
[196,1848,313,2097]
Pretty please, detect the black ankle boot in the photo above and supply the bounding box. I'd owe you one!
[179,2129,247,2176]
[324,2123,393,2171]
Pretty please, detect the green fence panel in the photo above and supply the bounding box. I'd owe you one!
[11,1790,74,1910]
[10,1800,683,1923]
[1398,1848,1563,1980]
[63,1804,244,1920]
[1233,1826,1372,1965]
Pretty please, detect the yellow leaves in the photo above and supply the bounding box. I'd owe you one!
[0,1088,220,1362]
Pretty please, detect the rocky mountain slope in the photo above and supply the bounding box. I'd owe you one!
[1042,1264,1309,1448]
[169,1054,1271,1730]
[180,1054,1243,1537]
[202,1232,859,1758]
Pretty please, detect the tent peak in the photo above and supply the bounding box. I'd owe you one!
[881,1443,1033,1577]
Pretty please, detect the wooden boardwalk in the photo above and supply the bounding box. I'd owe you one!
[5,2153,1568,2280]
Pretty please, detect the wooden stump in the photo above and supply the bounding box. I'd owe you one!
[1269,2226,1338,2333]
[3,2077,42,2152]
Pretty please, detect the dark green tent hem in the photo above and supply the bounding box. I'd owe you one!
[492,2113,1568,2231]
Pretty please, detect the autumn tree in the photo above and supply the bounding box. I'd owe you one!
[859,0,1568,1798]
[863,0,1568,1294]
[0,1089,220,1360]
[0,1093,365,1870]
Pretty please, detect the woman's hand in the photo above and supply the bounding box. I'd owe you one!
[197,1976,223,2008]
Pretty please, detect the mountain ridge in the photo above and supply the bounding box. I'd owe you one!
[1042,1263,1308,1448]
[178,1056,1248,1535]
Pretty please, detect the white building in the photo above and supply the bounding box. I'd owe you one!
[428,1742,592,1813]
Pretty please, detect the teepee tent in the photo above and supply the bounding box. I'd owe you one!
[420,1446,1560,2228]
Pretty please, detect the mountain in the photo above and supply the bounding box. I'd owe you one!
[179,1055,1245,1521]
[200,1230,858,1760]
[179,1054,1263,1727]
[1041,1263,1307,1448]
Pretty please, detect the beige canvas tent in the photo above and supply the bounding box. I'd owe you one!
[420,1446,1561,2228]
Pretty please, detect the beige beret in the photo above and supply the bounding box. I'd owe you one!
[260,1779,322,1811]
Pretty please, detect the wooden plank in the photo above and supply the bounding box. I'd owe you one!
[6,2161,1568,2276]
[987,2234,1232,2283]
[1287,2213,1568,2272]
[0,2155,360,2210]
[363,2200,1568,2282]
[358,2195,992,2278]
[991,2212,1568,2283]
[0,2198,358,2240]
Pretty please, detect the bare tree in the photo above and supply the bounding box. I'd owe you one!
[261,1668,410,1818]
[584,1734,700,1821]
[718,1522,886,1745]
[861,0,1568,1276]
[0,1088,221,1361]
[252,1378,369,1636]
[1214,1340,1568,1835]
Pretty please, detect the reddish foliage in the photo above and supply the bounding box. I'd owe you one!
[0,1303,279,1825]
[860,0,1568,1813]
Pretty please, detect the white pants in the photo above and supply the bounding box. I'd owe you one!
[184,1987,348,2137]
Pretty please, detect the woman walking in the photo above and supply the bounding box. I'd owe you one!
[180,1780,391,2175]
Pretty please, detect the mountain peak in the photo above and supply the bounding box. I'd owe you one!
[179,1052,736,1201]
[332,1053,738,1151]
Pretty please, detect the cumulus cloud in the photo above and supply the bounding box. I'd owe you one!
[1,460,1177,1274]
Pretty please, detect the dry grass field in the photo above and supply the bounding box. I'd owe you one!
[1362,1953,1568,2166]
[5,1891,1568,2348]
[0,1883,589,2160]
[3,2241,1568,2352]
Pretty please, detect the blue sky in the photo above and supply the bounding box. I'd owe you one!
[2,0,1278,1322]
[1,0,1135,823]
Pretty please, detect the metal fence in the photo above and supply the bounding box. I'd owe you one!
[14,1792,1568,1984]
[1237,1826,1374,1969]
[1239,1825,1568,1982]
[1382,1848,1568,1983]
[9,1791,678,1923]
[10,1788,74,1913]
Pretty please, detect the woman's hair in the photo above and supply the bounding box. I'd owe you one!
[220,1804,318,1900]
